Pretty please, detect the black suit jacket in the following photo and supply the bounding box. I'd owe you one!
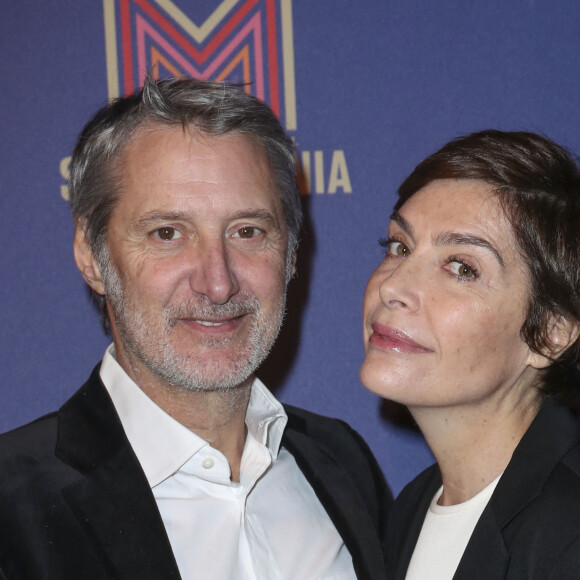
[0,366,390,580]
[386,403,580,579]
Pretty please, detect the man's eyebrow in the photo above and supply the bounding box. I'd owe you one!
[134,209,279,228]
[228,208,279,226]
[135,211,190,229]
[434,232,505,267]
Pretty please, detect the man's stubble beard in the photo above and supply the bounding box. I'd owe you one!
[99,251,287,393]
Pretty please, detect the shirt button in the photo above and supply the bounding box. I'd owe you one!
[201,457,215,469]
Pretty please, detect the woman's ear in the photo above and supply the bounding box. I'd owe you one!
[528,315,580,370]
[73,220,105,296]
[547,315,580,355]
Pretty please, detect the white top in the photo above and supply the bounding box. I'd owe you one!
[405,473,502,580]
[100,345,355,580]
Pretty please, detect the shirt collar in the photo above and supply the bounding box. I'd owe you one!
[99,344,288,487]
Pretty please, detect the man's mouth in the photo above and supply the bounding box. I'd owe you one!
[177,313,249,333]
[194,319,236,327]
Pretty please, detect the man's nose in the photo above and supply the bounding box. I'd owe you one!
[188,239,240,305]
[377,259,422,313]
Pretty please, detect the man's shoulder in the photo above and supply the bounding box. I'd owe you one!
[282,403,387,483]
[0,410,71,506]
[0,411,59,458]
[283,403,366,449]
[283,403,352,430]
[0,365,106,476]
[282,403,392,548]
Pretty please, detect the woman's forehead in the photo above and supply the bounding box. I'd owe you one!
[397,179,505,230]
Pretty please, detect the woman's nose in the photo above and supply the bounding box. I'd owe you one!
[377,259,421,313]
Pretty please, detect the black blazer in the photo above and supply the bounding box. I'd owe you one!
[386,403,580,579]
[0,366,390,580]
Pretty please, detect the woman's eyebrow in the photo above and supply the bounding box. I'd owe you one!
[390,211,505,267]
[434,232,505,267]
[390,211,414,237]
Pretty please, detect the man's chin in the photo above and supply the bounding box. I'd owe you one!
[166,370,255,393]
[148,352,259,392]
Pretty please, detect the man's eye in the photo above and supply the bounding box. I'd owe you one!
[155,226,181,240]
[234,226,261,239]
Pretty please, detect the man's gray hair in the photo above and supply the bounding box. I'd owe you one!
[68,76,302,332]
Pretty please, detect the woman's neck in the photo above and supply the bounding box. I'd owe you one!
[410,392,541,505]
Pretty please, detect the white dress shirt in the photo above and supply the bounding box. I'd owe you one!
[100,346,355,579]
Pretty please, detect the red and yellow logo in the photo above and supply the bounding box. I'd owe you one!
[103,0,297,131]
[62,1,351,199]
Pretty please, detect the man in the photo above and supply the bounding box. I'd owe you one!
[0,77,390,579]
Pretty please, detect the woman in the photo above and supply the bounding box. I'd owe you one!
[361,130,580,579]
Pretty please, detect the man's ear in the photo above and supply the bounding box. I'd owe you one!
[527,315,580,370]
[290,252,297,278]
[73,220,105,296]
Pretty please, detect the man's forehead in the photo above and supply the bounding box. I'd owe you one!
[110,124,284,223]
[126,123,265,158]
[119,126,271,185]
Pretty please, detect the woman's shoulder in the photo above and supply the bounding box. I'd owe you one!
[507,436,580,528]
[487,406,580,577]
[499,457,580,578]
[395,464,441,509]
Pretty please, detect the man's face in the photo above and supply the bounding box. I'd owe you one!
[89,126,292,393]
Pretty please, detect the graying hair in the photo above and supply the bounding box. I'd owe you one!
[68,77,302,333]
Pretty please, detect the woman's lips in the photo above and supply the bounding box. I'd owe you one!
[369,323,432,354]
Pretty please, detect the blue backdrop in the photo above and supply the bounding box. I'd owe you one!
[2,0,580,496]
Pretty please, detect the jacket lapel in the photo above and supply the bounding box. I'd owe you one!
[56,367,181,579]
[453,510,509,579]
[282,423,386,580]
[389,467,440,580]
[454,403,580,579]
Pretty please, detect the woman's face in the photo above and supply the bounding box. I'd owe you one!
[361,179,546,412]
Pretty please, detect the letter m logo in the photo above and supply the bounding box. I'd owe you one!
[103,0,297,130]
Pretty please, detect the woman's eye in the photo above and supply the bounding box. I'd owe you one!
[234,226,261,239]
[155,226,181,240]
[392,242,410,257]
[448,260,478,279]
[380,238,410,257]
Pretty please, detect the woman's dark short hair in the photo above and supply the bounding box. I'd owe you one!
[396,130,580,400]
[68,76,302,333]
